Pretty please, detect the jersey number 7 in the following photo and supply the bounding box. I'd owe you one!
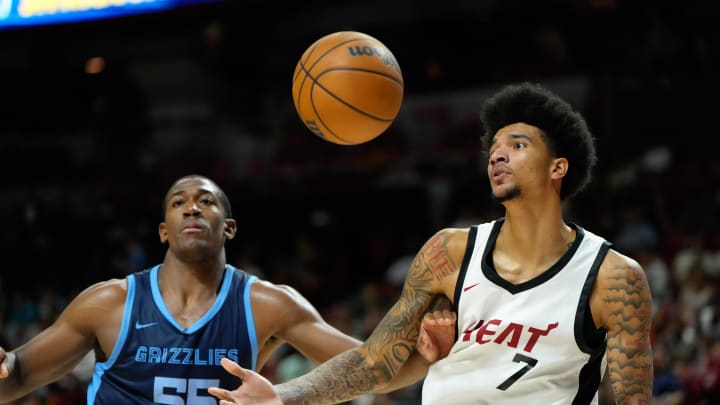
[496,353,538,391]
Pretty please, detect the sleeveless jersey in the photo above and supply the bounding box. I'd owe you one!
[87,264,258,404]
[422,219,611,405]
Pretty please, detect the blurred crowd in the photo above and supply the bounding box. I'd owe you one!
[1,106,719,404]
[2,1,720,404]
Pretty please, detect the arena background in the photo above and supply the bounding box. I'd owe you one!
[1,0,719,404]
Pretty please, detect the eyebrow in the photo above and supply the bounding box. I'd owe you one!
[168,188,216,199]
[491,133,532,145]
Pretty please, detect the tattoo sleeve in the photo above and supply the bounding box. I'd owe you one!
[603,260,653,404]
[276,231,459,405]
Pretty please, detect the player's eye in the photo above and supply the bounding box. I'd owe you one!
[171,199,184,207]
[200,198,214,205]
[514,142,527,150]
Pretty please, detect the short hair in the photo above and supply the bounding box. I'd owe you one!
[479,82,597,200]
[162,175,233,219]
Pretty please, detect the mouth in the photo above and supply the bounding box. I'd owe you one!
[492,172,508,181]
[182,224,206,233]
[491,167,511,181]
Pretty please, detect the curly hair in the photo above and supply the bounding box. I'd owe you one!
[479,82,597,200]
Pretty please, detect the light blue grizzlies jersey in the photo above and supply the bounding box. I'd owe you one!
[87,264,258,404]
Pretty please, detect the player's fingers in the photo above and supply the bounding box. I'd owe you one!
[417,326,427,346]
[433,309,451,322]
[426,308,456,323]
[428,309,454,325]
[220,357,248,381]
[208,387,231,400]
[418,326,438,360]
[423,311,440,323]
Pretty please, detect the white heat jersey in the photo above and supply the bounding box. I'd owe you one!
[422,219,610,405]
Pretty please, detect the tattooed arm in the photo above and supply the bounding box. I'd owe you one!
[591,250,653,405]
[209,228,467,405]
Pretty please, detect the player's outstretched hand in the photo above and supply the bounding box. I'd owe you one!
[208,358,282,405]
[417,308,456,364]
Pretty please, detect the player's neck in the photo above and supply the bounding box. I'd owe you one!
[158,253,227,328]
[497,201,574,268]
[160,251,227,297]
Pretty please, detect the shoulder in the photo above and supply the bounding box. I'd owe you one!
[250,279,304,302]
[249,280,320,321]
[58,278,128,329]
[71,278,128,308]
[596,249,647,286]
[420,227,473,271]
[422,227,472,256]
[413,227,473,295]
[249,279,327,341]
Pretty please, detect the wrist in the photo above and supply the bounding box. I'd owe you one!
[4,352,17,377]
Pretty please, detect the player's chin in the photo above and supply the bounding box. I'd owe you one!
[491,186,520,203]
[179,236,209,247]
[176,241,215,259]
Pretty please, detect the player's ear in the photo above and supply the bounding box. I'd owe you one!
[224,218,237,240]
[159,222,168,244]
[550,157,568,180]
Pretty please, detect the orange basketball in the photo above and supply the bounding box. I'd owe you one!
[292,31,404,145]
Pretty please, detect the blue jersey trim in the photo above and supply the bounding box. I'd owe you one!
[187,266,235,334]
[150,264,235,334]
[244,275,258,370]
[87,275,136,405]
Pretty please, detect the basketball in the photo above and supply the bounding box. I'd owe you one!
[292,31,404,145]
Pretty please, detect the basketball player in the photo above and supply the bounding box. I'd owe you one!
[0,175,451,404]
[207,82,654,404]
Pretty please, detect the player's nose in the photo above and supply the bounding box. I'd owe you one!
[489,148,508,165]
[183,202,202,217]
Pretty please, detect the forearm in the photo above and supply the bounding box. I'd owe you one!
[0,383,26,404]
[278,349,390,405]
[376,351,427,394]
[0,346,91,403]
[607,339,653,404]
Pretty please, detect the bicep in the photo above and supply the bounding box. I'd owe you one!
[253,282,360,366]
[256,336,284,371]
[596,254,653,403]
[280,318,361,365]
